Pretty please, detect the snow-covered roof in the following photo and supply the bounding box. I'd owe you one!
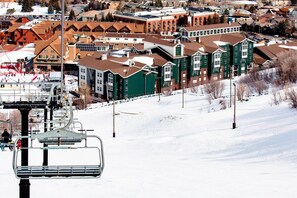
[0,44,34,64]
[0,3,50,16]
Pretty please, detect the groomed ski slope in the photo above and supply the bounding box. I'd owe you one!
[1,83,297,198]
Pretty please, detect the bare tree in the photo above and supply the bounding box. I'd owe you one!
[236,83,246,101]
[270,88,283,106]
[0,112,8,131]
[276,50,297,84]
[9,110,21,133]
[252,80,269,95]
[78,84,92,109]
[285,87,297,109]
[204,80,225,101]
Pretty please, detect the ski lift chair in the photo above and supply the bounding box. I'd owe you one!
[12,134,104,179]
[12,92,104,179]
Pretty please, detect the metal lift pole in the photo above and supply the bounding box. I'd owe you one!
[60,0,65,90]
[43,108,48,166]
[19,108,31,198]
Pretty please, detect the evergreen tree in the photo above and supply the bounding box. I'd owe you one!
[207,15,213,25]
[101,14,105,22]
[223,9,229,16]
[94,14,98,22]
[249,5,256,13]
[48,5,54,14]
[275,21,288,36]
[155,0,163,7]
[220,14,227,23]
[203,17,207,25]
[40,0,47,7]
[68,9,76,21]
[22,0,34,12]
[105,12,114,22]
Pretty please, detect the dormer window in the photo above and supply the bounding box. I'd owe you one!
[242,40,248,58]
[193,54,201,71]
[175,45,182,56]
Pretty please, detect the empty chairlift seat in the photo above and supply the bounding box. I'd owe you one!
[13,134,104,179]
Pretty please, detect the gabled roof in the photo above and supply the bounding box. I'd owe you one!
[78,54,144,78]
[34,32,68,56]
[183,42,208,55]
[256,44,288,60]
[182,33,247,55]
[253,53,268,65]
[7,23,24,32]
[47,21,144,33]
[143,36,183,47]
[199,32,246,46]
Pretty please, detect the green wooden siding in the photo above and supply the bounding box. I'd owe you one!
[189,54,209,76]
[145,74,156,95]
[247,42,254,64]
[176,45,182,56]
[220,45,231,79]
[121,71,156,99]
[172,59,180,84]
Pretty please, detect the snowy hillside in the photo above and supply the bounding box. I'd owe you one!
[1,81,297,198]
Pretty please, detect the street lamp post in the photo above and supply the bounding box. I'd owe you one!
[182,86,185,108]
[233,82,236,129]
[112,99,115,138]
[229,65,233,108]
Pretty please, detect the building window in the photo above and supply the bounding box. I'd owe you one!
[164,65,171,81]
[193,54,201,71]
[242,40,248,58]
[214,53,221,68]
[81,68,86,73]
[176,45,182,56]
[108,73,113,91]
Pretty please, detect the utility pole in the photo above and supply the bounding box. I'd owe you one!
[112,99,115,138]
[233,82,236,129]
[19,108,31,198]
[158,77,161,102]
[60,0,65,93]
[229,65,232,108]
[43,108,48,166]
[182,86,185,108]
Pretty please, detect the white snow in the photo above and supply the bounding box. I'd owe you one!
[0,2,48,16]
[0,3,295,197]
[1,75,297,197]
[0,44,35,64]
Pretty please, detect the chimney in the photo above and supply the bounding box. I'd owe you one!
[101,54,107,60]
[196,37,200,43]
[126,52,129,58]
[129,60,135,67]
